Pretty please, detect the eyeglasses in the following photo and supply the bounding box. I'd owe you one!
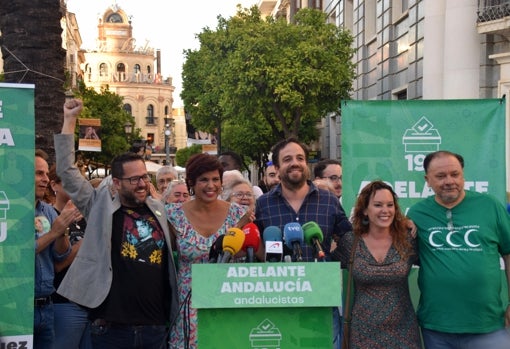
[119,174,151,185]
[172,192,190,198]
[446,209,453,231]
[231,192,253,199]
[323,175,342,182]
[157,178,175,185]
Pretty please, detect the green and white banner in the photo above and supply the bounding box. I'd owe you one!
[0,83,35,347]
[192,262,341,309]
[341,99,507,215]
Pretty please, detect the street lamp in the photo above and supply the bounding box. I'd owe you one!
[164,124,171,165]
[124,121,133,138]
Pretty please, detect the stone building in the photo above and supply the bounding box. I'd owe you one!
[79,4,185,158]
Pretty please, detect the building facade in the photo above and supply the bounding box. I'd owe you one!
[78,4,185,156]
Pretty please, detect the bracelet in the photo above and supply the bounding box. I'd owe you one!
[64,228,70,237]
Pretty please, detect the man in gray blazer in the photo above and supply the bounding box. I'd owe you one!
[55,98,178,349]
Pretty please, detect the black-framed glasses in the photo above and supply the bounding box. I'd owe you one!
[323,175,342,182]
[119,174,151,185]
[231,192,253,199]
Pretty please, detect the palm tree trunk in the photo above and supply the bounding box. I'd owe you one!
[0,0,67,162]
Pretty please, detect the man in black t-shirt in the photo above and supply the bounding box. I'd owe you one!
[55,99,178,349]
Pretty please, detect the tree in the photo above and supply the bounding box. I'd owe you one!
[181,6,355,162]
[175,144,202,167]
[0,0,67,161]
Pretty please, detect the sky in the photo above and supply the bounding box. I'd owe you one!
[66,0,258,107]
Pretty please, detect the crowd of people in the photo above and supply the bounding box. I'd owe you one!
[30,98,510,349]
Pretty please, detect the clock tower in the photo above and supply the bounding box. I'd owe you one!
[97,7,133,52]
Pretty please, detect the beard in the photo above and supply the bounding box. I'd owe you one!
[119,186,148,207]
[281,166,308,191]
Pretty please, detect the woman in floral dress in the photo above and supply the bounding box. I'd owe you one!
[334,180,421,349]
[165,153,249,349]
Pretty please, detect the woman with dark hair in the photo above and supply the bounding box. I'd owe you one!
[165,153,250,349]
[334,180,421,349]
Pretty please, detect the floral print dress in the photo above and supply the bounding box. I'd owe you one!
[166,202,246,349]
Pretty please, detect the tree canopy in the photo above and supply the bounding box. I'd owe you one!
[181,6,355,163]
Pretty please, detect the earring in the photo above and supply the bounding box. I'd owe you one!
[189,188,195,196]
[362,216,369,225]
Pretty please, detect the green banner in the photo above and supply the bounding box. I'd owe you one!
[198,307,332,348]
[192,262,341,308]
[341,99,507,215]
[0,83,35,347]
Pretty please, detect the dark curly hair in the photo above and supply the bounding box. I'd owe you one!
[352,180,413,259]
[185,153,223,192]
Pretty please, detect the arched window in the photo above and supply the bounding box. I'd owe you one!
[164,106,169,115]
[123,104,132,115]
[85,64,92,81]
[134,64,141,74]
[146,104,155,124]
[147,65,151,74]
[117,63,126,81]
[99,63,108,77]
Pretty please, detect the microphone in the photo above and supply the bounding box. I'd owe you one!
[263,226,283,262]
[241,223,261,263]
[283,222,304,262]
[219,228,245,263]
[208,235,225,263]
[302,221,326,261]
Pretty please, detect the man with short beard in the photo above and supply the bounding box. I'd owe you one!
[261,161,280,193]
[54,99,178,349]
[254,137,351,349]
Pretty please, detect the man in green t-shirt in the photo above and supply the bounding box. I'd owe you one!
[407,150,510,349]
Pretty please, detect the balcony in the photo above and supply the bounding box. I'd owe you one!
[477,0,510,39]
[145,116,158,126]
[478,0,510,22]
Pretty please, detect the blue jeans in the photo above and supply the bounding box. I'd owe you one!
[90,321,168,349]
[422,328,510,349]
[34,303,55,349]
[54,302,92,349]
[332,306,343,349]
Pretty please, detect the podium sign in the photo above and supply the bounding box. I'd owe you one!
[193,262,341,348]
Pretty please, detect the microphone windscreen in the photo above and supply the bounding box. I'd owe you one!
[242,223,261,252]
[222,227,245,255]
[263,226,283,243]
[209,234,225,261]
[302,221,324,245]
[283,222,304,249]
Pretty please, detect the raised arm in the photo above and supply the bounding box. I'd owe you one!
[61,98,83,134]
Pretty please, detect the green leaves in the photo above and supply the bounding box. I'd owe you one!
[181,6,355,163]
